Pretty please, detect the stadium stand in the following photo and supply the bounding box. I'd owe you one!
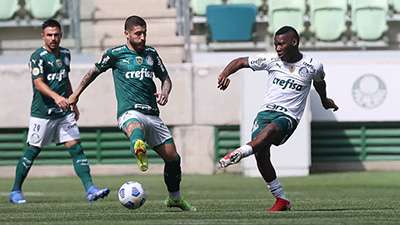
[1,0,400,174]
[226,0,263,7]
[267,0,306,34]
[350,0,389,40]
[309,0,348,41]
[85,0,184,63]
[0,0,184,63]
[206,4,257,42]
[25,0,63,19]
[190,0,222,16]
[0,0,20,20]
[392,0,400,13]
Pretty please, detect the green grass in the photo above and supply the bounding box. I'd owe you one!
[1,172,399,225]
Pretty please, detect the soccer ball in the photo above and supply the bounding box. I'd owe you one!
[118,181,147,209]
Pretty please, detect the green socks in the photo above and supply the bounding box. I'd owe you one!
[67,144,93,191]
[11,146,41,191]
[12,144,94,193]
[129,128,145,154]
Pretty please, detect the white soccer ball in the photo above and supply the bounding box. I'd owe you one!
[118,181,147,209]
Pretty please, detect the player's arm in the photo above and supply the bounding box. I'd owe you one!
[217,57,249,90]
[68,66,101,106]
[313,80,338,111]
[153,51,171,106]
[33,77,69,110]
[67,79,80,120]
[69,48,113,106]
[155,74,172,106]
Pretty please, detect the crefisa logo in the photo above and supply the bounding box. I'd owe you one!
[352,74,387,109]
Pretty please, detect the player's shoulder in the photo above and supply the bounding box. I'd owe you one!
[144,45,157,52]
[301,54,323,69]
[30,47,47,59]
[249,53,280,66]
[106,44,127,56]
[144,45,160,56]
[59,47,71,55]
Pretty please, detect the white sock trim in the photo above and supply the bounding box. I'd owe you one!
[240,145,253,157]
[267,179,287,200]
[169,191,181,199]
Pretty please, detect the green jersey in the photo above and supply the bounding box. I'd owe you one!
[95,45,168,118]
[29,47,72,119]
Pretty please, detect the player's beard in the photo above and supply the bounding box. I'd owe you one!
[45,41,60,52]
[132,40,145,53]
[49,41,58,50]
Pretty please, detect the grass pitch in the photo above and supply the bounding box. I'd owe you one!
[0,171,399,225]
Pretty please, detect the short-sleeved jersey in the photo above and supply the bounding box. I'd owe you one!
[248,54,325,122]
[29,47,72,119]
[95,45,168,118]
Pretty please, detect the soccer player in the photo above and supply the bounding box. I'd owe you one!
[68,15,196,211]
[9,19,110,204]
[217,26,338,212]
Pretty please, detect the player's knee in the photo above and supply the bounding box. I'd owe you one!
[67,143,84,157]
[164,153,181,165]
[64,140,80,149]
[124,121,143,137]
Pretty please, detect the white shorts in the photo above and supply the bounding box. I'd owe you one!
[27,113,80,147]
[118,110,172,148]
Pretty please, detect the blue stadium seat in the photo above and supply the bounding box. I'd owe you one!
[25,0,63,19]
[0,0,20,20]
[206,4,257,42]
[268,0,306,34]
[309,0,348,41]
[191,0,222,16]
[350,0,389,40]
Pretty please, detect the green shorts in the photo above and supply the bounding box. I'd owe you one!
[251,110,298,146]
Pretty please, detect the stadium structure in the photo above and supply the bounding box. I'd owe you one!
[1,0,400,177]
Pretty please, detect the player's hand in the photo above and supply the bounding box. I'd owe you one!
[155,92,169,106]
[54,96,69,111]
[322,98,339,111]
[68,94,79,107]
[217,74,230,91]
[72,104,80,121]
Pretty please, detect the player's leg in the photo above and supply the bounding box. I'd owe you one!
[219,111,278,168]
[219,111,296,211]
[253,146,291,212]
[154,141,196,211]
[60,113,109,202]
[9,145,40,204]
[118,111,148,172]
[146,115,195,211]
[253,114,297,212]
[9,117,51,204]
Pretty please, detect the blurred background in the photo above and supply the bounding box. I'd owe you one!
[0,0,399,177]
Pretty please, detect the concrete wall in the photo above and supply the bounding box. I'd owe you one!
[0,62,239,127]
